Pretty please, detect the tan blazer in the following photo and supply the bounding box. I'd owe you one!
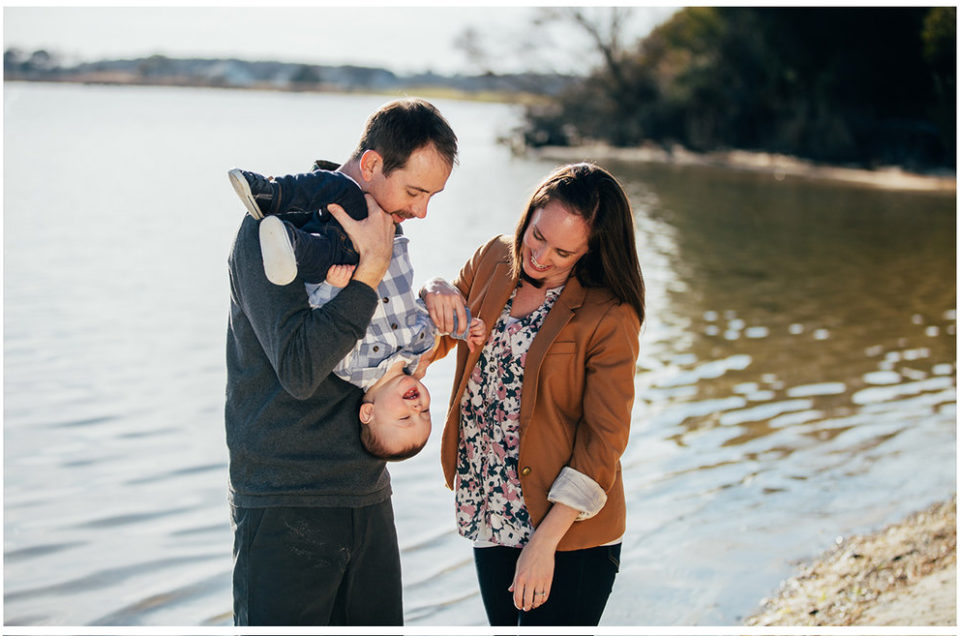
[438,236,641,551]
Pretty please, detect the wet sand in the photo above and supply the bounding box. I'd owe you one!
[746,496,956,626]
[530,143,956,193]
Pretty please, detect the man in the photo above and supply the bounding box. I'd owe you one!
[225,98,458,625]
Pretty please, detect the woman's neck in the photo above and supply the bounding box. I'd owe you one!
[511,278,562,318]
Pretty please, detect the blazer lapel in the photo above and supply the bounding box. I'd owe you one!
[476,260,515,328]
[520,278,587,428]
[453,258,516,406]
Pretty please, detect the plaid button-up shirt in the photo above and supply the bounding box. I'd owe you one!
[306,234,436,392]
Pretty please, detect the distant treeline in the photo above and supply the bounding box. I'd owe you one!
[521,7,956,170]
[2,49,575,98]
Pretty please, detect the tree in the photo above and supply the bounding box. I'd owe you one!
[518,7,955,169]
[4,47,24,72]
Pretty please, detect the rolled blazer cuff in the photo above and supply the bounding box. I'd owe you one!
[546,466,608,521]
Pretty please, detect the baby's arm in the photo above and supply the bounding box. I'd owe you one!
[325,264,356,288]
[411,339,439,379]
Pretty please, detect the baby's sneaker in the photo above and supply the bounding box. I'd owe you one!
[259,216,299,285]
[259,216,338,285]
[229,168,277,219]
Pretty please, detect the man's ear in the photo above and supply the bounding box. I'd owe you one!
[358,150,382,183]
[359,402,375,424]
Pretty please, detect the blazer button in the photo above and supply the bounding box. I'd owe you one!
[520,466,532,476]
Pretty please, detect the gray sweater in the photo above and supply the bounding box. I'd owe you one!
[225,214,391,508]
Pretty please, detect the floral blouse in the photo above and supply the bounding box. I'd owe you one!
[455,284,564,547]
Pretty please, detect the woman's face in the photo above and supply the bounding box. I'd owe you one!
[520,199,591,289]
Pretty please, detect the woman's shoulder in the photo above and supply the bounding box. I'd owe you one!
[578,285,641,330]
[481,234,512,258]
[469,234,513,268]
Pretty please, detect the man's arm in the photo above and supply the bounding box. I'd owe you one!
[230,215,379,399]
[229,192,394,399]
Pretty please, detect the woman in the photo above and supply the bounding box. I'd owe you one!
[423,163,645,626]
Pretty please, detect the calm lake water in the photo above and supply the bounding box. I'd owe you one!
[4,83,956,626]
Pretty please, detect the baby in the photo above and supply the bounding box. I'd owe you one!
[229,165,485,461]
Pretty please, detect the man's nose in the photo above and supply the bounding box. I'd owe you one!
[412,200,428,219]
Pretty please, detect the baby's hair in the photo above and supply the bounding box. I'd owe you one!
[360,422,428,462]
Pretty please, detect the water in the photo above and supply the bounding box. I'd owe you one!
[3,83,955,626]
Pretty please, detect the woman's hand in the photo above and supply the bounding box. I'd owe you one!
[420,277,468,336]
[508,502,580,611]
[509,537,556,612]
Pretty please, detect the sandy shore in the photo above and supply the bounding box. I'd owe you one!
[530,143,956,193]
[746,496,956,626]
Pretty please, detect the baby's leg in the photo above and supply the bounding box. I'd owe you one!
[228,169,367,222]
[259,217,354,286]
[271,171,368,222]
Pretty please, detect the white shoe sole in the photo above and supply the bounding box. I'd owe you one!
[259,216,298,286]
[228,168,265,220]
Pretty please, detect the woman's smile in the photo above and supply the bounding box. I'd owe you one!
[528,251,551,272]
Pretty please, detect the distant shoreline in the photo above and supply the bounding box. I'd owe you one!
[529,143,957,193]
[9,77,956,191]
[2,75,541,105]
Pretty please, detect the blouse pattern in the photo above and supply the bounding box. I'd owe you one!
[455,284,564,546]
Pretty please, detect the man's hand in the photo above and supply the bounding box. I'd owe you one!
[421,277,468,336]
[324,264,356,288]
[327,195,394,289]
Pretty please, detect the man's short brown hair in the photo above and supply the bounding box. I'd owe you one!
[352,98,459,175]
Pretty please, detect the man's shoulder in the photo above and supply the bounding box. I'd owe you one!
[310,159,361,191]
[311,159,341,171]
[229,215,259,263]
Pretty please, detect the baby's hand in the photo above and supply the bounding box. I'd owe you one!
[412,340,439,379]
[325,264,356,288]
[466,317,487,353]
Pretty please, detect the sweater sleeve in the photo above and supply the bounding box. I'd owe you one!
[229,216,378,399]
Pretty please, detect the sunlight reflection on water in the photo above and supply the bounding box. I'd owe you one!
[3,84,955,626]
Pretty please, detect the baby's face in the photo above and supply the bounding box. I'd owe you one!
[366,375,432,454]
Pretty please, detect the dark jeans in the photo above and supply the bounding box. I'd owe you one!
[269,169,369,282]
[473,543,621,626]
[231,501,403,626]
[284,212,360,283]
[270,168,368,224]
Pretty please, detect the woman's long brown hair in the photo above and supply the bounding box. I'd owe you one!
[510,162,645,326]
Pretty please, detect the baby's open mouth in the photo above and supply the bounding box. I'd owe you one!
[402,388,420,400]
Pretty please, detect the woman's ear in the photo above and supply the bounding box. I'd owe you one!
[358,150,382,183]
[359,402,375,424]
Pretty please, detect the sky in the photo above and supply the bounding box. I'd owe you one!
[2,4,680,76]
